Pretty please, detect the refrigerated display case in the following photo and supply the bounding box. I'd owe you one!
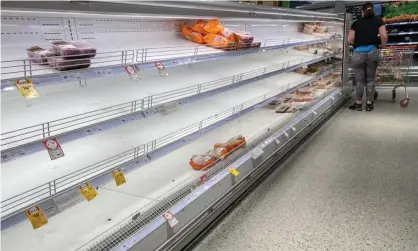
[0,2,349,251]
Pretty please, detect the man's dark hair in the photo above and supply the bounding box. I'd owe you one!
[362,2,375,18]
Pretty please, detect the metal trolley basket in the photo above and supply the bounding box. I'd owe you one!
[374,46,415,107]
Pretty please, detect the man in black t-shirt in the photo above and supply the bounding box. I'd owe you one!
[348,2,388,112]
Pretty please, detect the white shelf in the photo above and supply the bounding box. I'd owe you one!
[1,75,335,251]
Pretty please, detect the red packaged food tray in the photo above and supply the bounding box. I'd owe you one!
[27,46,55,64]
[48,57,91,71]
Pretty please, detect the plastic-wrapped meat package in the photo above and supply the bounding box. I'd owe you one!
[283,94,293,103]
[296,86,314,95]
[303,24,316,34]
[27,46,55,64]
[70,41,97,58]
[275,104,297,113]
[250,41,262,48]
[181,24,205,44]
[191,19,207,34]
[203,19,224,34]
[315,26,329,33]
[317,79,331,89]
[293,94,315,102]
[214,135,246,153]
[267,99,281,109]
[203,34,236,49]
[218,27,235,41]
[51,41,82,58]
[234,32,254,49]
[48,57,91,71]
[189,150,219,170]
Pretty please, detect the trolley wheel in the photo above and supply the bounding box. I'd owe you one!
[373,90,378,101]
[400,98,409,107]
[392,89,396,100]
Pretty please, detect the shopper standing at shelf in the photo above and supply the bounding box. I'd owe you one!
[348,2,388,111]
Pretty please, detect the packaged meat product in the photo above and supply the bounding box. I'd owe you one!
[226,135,246,150]
[234,32,254,49]
[293,95,306,102]
[26,46,55,64]
[293,95,315,102]
[296,87,313,95]
[189,150,219,171]
[283,94,293,103]
[250,41,262,48]
[70,40,96,58]
[203,34,235,49]
[276,104,297,113]
[317,79,331,89]
[48,57,91,71]
[303,23,317,34]
[267,99,281,109]
[51,41,82,58]
[214,135,246,153]
[213,146,229,158]
[203,19,224,34]
[181,24,205,44]
[218,27,235,41]
[315,26,329,33]
[191,19,207,34]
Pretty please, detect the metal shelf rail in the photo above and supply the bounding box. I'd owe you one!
[1,53,336,163]
[1,65,337,232]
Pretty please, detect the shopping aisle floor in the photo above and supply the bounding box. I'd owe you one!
[192,88,418,251]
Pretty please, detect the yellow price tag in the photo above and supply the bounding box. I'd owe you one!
[229,168,240,176]
[25,206,48,230]
[15,78,40,99]
[80,183,97,201]
[112,169,126,186]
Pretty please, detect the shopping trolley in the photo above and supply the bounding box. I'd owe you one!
[375,46,415,107]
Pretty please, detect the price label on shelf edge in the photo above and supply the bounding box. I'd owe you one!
[125,65,141,81]
[25,206,48,230]
[79,183,98,202]
[162,210,179,228]
[42,138,65,160]
[229,168,240,177]
[112,169,126,186]
[155,62,168,77]
[15,78,40,99]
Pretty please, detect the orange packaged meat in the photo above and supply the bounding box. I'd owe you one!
[218,27,236,41]
[181,24,205,44]
[203,34,235,49]
[214,135,246,153]
[191,19,207,34]
[189,150,219,171]
[203,19,224,34]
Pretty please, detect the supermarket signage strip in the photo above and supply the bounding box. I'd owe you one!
[0,69,336,231]
[0,37,339,91]
[0,54,336,164]
[93,88,348,251]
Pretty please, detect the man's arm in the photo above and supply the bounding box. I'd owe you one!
[348,21,356,45]
[348,30,355,44]
[379,25,388,48]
